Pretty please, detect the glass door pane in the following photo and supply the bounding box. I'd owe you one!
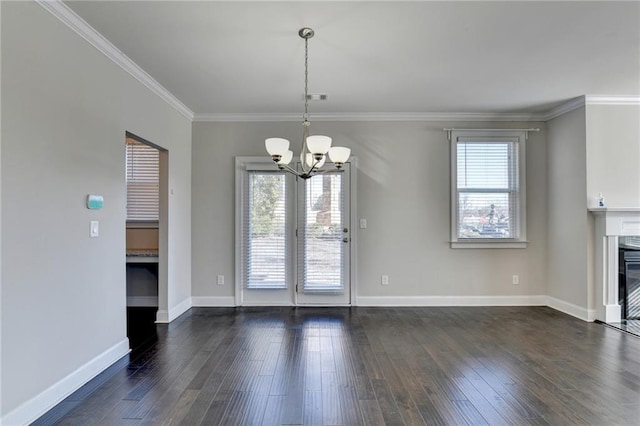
[240,170,294,306]
[297,164,350,305]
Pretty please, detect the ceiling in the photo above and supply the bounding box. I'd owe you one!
[63,1,640,118]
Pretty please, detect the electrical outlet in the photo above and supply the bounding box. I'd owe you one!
[512,275,520,285]
[381,275,389,285]
[217,275,225,285]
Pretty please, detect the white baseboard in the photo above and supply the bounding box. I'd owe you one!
[1,338,130,426]
[157,295,594,323]
[156,309,169,323]
[191,296,236,307]
[155,297,193,323]
[167,297,192,322]
[546,296,594,321]
[127,296,158,307]
[355,295,547,307]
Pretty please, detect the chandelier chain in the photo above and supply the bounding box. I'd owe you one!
[303,37,309,122]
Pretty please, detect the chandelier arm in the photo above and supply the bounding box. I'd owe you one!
[307,167,344,176]
[306,160,319,176]
[277,164,300,176]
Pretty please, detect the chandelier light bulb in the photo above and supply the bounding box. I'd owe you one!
[278,150,293,165]
[328,146,351,165]
[306,135,332,155]
[265,138,290,157]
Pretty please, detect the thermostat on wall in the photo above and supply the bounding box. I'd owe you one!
[86,194,104,210]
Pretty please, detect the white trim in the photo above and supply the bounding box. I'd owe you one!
[164,297,192,323]
[349,157,358,306]
[542,95,640,121]
[194,111,544,123]
[451,241,528,249]
[355,295,546,307]
[0,339,130,426]
[36,0,194,121]
[585,95,640,106]
[542,96,586,121]
[546,296,595,322]
[127,296,158,307]
[191,296,236,307]
[237,302,295,307]
[194,98,640,123]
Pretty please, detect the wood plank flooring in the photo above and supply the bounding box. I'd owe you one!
[34,307,640,425]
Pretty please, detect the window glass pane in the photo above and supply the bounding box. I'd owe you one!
[301,173,344,292]
[126,141,159,221]
[457,142,511,189]
[244,172,288,289]
[458,192,513,238]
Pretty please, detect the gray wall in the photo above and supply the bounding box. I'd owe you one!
[546,104,640,318]
[1,2,191,419]
[546,107,589,312]
[192,121,548,303]
[586,105,640,208]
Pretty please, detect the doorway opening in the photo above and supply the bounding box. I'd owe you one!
[125,131,168,351]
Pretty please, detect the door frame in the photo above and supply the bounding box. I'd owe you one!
[234,156,357,307]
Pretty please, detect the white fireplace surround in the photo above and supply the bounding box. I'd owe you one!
[589,207,640,323]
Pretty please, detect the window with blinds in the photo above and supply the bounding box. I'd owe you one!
[451,131,526,247]
[242,171,289,289]
[126,140,159,222]
[299,173,345,293]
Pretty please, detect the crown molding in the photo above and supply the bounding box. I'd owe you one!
[585,95,640,106]
[540,96,586,121]
[194,111,545,123]
[541,95,640,121]
[36,0,194,121]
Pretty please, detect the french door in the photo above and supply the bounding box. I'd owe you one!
[236,159,352,306]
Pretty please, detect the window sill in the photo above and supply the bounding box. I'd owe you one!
[451,240,528,249]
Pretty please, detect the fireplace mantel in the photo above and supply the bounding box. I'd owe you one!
[589,207,640,322]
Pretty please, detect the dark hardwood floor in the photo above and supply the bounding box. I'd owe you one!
[34,307,640,425]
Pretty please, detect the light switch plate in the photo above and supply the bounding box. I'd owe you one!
[359,218,367,229]
[90,220,99,237]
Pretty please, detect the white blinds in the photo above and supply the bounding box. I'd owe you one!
[456,139,519,239]
[243,172,288,289]
[126,140,159,221]
[299,173,345,293]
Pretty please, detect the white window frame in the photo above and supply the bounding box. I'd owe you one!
[450,130,527,249]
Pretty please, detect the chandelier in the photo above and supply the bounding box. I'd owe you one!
[265,27,351,179]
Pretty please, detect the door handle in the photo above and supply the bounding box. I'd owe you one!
[343,237,349,243]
